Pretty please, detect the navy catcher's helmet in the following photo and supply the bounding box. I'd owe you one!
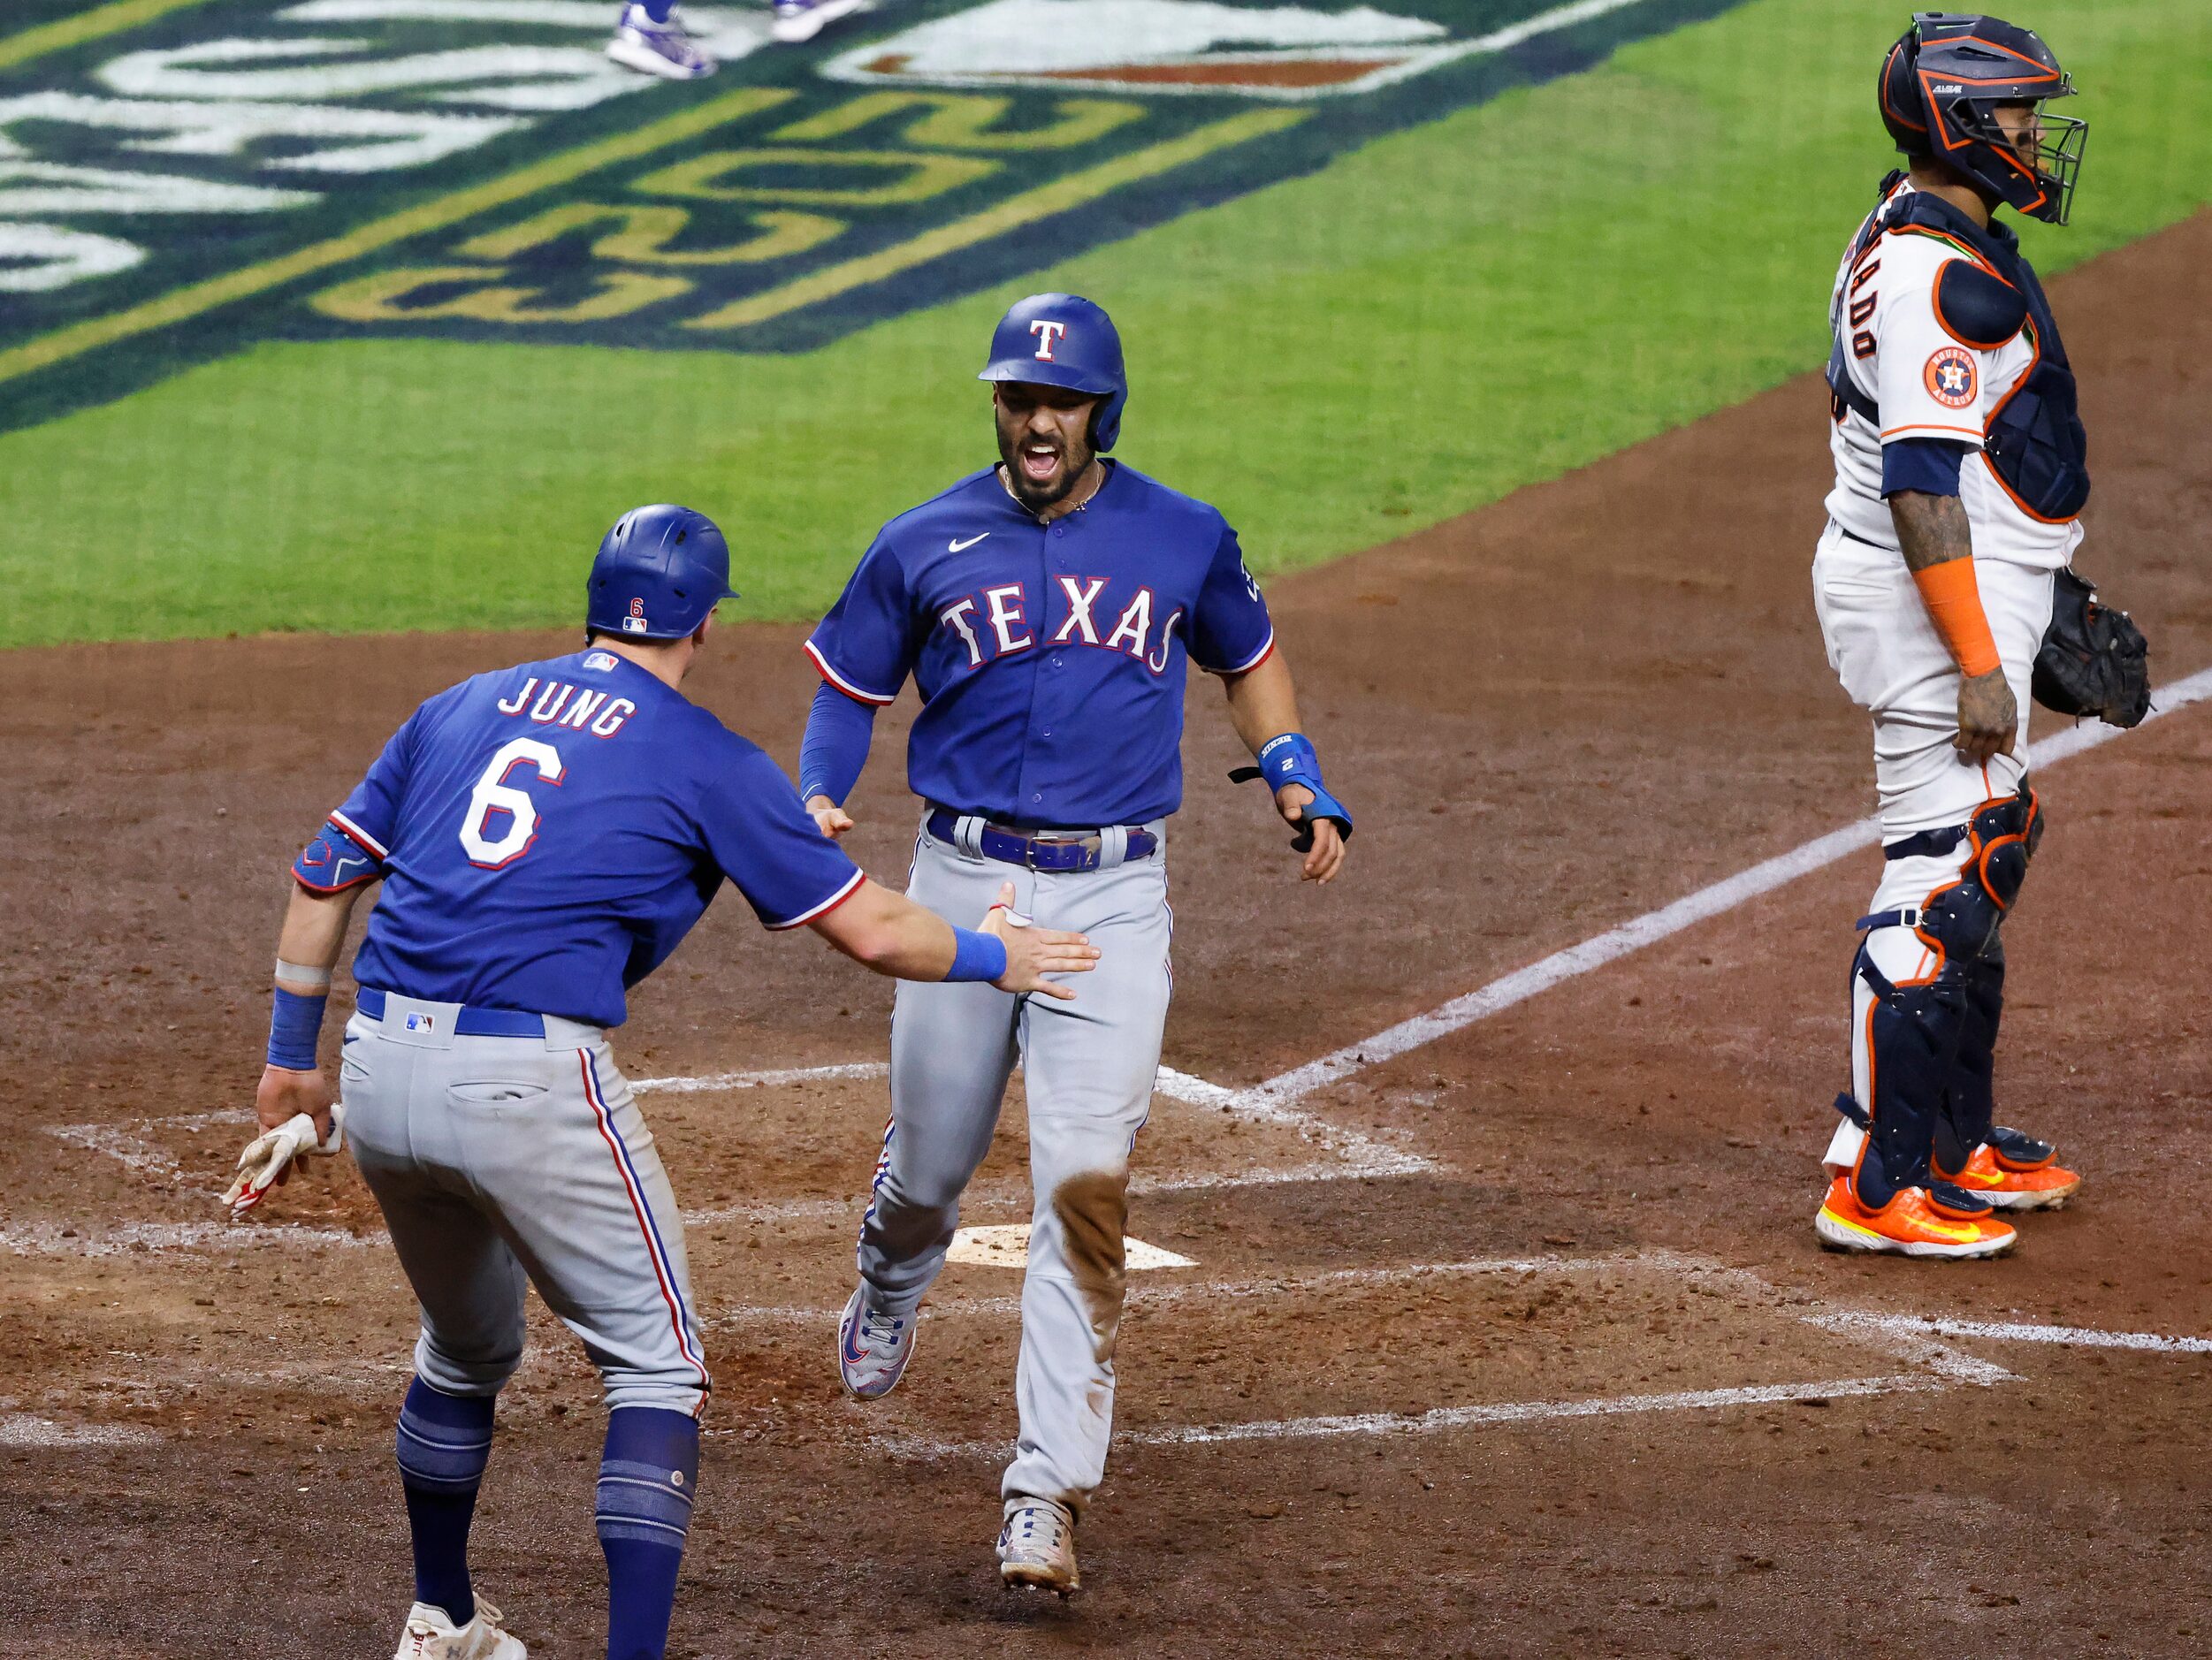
[586,504,737,641]
[1880,12,2085,224]
[979,293,1127,450]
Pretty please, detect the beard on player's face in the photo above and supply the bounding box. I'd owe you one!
[994,384,1098,512]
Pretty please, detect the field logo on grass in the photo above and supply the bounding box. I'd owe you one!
[824,0,1465,97]
[0,0,1748,430]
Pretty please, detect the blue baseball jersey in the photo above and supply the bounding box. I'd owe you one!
[805,461,1274,826]
[294,649,863,1027]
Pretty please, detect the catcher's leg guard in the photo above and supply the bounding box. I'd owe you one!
[1838,949,1970,1207]
[1933,946,2003,1174]
[1833,786,2041,1209]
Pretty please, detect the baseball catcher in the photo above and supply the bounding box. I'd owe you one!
[1812,12,2147,1257]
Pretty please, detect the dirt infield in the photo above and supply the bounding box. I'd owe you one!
[5,211,2211,1658]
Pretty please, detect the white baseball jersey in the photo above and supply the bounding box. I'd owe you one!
[1824,179,2081,572]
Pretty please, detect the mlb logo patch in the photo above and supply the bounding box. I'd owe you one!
[405,1011,435,1033]
[620,616,649,635]
[584,651,618,672]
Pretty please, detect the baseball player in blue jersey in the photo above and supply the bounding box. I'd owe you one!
[797,293,1353,1594]
[233,506,1096,1660]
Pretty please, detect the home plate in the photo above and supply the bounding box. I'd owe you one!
[946,1224,1197,1270]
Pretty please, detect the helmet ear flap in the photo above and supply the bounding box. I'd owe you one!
[1880,34,1931,155]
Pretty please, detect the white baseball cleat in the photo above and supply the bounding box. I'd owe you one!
[606,3,717,77]
[770,0,867,44]
[997,1496,1079,1596]
[392,1598,526,1660]
[836,1285,918,1401]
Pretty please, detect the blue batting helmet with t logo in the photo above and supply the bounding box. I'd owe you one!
[586,504,738,641]
[979,293,1127,450]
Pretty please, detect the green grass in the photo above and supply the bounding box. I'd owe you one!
[4,0,2207,644]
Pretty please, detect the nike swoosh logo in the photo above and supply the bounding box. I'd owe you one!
[949,533,990,552]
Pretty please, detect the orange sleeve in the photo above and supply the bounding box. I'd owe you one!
[1911,558,2002,678]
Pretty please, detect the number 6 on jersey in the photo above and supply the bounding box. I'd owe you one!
[461,737,564,868]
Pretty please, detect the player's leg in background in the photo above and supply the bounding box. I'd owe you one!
[607,0,717,79]
[456,1032,708,1660]
[857,826,1026,1316]
[1001,842,1171,1515]
[342,1015,529,1632]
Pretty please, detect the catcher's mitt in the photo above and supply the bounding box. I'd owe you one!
[2033,567,2150,728]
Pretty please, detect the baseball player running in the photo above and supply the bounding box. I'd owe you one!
[243,506,1095,1660]
[796,293,1352,1593]
[1812,12,2090,1258]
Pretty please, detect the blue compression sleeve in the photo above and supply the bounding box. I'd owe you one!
[798,680,876,806]
[267,986,326,1070]
[946,928,1008,984]
[1881,437,1970,499]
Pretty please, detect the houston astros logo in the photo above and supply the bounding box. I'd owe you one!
[1029,320,1069,362]
[1926,346,1978,409]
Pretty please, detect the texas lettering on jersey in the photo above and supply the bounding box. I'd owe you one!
[807,461,1273,827]
[938,575,1184,674]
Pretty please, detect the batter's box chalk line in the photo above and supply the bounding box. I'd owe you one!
[634,1059,1433,1184]
[655,659,2212,1197]
[37,660,2212,1263]
[859,1251,2043,1459]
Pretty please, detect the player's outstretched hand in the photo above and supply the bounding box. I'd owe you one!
[1956,666,2018,765]
[1277,785,1347,884]
[805,794,856,840]
[980,881,1100,1001]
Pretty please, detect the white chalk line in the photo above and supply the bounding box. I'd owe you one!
[872,1375,1949,1460]
[639,1058,1430,1180]
[632,1062,889,1095]
[29,1051,1430,1257]
[858,1254,2212,1460]
[1248,661,2212,1112]
[1815,1311,2212,1358]
[29,668,2209,1444]
[0,1218,376,1258]
[0,1413,162,1449]
[857,1251,2015,1461]
[709,1251,1652,1329]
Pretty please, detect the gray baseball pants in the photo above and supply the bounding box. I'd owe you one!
[857,815,1172,1512]
[340,997,712,1415]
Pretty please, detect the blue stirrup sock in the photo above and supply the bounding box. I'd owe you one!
[393,1378,495,1627]
[598,1407,700,1660]
[641,0,676,21]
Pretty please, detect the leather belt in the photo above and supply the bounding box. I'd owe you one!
[355,986,546,1038]
[925,809,1156,872]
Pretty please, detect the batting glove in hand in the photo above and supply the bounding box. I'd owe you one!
[222,1103,346,1220]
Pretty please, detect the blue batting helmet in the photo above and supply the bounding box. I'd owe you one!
[1879,13,2085,225]
[585,504,737,642]
[979,293,1127,450]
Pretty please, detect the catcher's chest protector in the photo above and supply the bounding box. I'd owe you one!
[1827,186,2090,522]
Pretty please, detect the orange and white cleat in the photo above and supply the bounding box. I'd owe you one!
[1934,1126,2081,1211]
[1814,1176,2018,1259]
